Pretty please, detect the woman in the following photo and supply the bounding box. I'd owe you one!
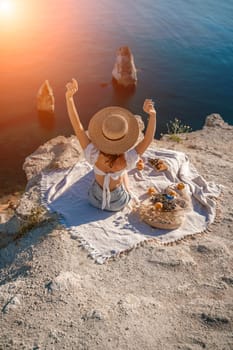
[66,78,156,211]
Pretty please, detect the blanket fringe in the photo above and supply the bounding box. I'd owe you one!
[39,170,223,264]
[109,196,223,259]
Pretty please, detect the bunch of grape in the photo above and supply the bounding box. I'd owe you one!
[150,193,177,212]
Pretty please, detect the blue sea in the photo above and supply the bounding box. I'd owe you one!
[0,0,233,193]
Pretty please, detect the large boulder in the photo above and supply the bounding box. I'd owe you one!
[204,113,229,128]
[23,135,82,182]
[112,46,137,88]
[0,136,82,248]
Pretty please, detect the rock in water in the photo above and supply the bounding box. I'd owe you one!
[37,80,55,113]
[112,46,137,88]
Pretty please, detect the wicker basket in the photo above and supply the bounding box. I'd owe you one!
[138,187,191,230]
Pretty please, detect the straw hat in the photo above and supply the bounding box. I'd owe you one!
[88,106,141,154]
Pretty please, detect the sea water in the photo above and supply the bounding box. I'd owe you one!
[0,0,233,192]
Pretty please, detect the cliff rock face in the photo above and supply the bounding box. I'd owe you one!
[37,80,55,113]
[0,136,82,248]
[0,115,232,350]
[23,135,82,182]
[112,46,137,88]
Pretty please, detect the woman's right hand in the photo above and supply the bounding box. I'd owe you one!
[65,78,78,99]
[143,99,156,116]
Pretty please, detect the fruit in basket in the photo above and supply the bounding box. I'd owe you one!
[167,189,177,197]
[154,202,163,210]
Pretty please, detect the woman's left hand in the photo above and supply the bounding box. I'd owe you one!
[65,78,78,99]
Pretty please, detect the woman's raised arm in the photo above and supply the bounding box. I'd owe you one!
[135,99,156,155]
[65,78,90,150]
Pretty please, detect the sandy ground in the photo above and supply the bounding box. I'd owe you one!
[0,116,232,350]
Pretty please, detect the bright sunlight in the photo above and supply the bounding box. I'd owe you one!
[0,0,15,17]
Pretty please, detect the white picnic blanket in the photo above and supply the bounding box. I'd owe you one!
[40,148,221,263]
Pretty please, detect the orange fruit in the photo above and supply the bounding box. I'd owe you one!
[147,187,157,196]
[168,190,177,197]
[137,159,144,170]
[177,182,185,190]
[154,202,163,210]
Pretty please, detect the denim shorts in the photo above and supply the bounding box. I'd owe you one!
[88,180,131,211]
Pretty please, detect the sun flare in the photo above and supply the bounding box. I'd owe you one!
[0,0,15,16]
